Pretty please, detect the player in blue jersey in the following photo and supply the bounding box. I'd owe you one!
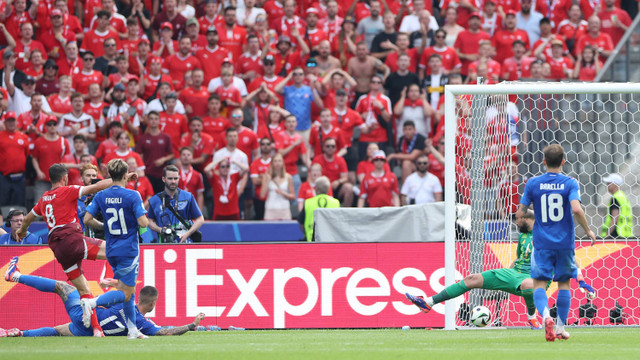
[518,144,596,342]
[82,159,150,339]
[2,261,205,337]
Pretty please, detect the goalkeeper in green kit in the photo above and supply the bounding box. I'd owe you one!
[406,210,596,328]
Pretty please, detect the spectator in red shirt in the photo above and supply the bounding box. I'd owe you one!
[297,162,334,212]
[195,26,231,84]
[501,39,536,81]
[136,110,174,193]
[309,108,347,158]
[532,17,568,60]
[17,91,54,145]
[128,39,152,77]
[572,45,601,81]
[214,69,244,117]
[81,10,120,58]
[356,142,391,183]
[357,150,399,208]
[88,0,128,40]
[3,0,37,42]
[250,138,273,220]
[95,121,122,164]
[36,60,60,97]
[467,40,502,84]
[207,157,248,220]
[0,112,29,207]
[217,6,249,61]
[163,36,203,91]
[354,74,392,158]
[557,4,588,56]
[125,157,154,208]
[159,92,189,156]
[151,0,187,41]
[419,28,462,80]
[312,137,353,206]
[491,10,530,65]
[575,16,614,61]
[153,22,179,58]
[275,114,310,195]
[14,22,47,72]
[537,38,573,81]
[199,0,225,34]
[598,0,632,45]
[72,52,105,99]
[184,17,207,54]
[454,12,491,79]
[179,68,210,118]
[56,41,83,78]
[179,116,216,173]
[178,147,205,211]
[237,34,265,84]
[32,117,71,203]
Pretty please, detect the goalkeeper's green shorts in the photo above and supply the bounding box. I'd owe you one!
[480,268,530,296]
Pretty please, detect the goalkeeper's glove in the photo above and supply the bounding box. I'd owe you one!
[578,280,596,300]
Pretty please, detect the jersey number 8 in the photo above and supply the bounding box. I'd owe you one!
[106,208,129,235]
[540,193,564,223]
[45,204,56,228]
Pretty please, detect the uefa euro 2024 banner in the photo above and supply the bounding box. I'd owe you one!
[1,243,638,329]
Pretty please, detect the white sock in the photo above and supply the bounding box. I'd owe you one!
[87,297,97,308]
[556,323,564,333]
[527,313,537,320]
[11,271,21,283]
[426,297,435,307]
[542,308,550,319]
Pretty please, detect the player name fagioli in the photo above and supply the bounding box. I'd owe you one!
[539,183,565,190]
[105,198,123,204]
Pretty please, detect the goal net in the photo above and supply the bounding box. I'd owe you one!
[443,82,640,330]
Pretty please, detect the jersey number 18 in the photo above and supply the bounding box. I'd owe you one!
[540,193,564,223]
[106,208,129,235]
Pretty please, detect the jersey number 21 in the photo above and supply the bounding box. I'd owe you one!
[106,208,129,235]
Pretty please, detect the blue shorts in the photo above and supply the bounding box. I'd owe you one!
[531,248,577,282]
[65,291,93,336]
[108,255,139,287]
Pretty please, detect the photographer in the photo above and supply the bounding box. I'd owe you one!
[148,165,204,243]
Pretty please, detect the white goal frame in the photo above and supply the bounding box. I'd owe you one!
[443,82,640,330]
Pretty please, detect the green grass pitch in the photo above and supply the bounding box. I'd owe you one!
[2,328,639,360]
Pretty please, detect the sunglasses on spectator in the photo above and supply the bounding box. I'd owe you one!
[84,57,94,61]
[260,142,271,146]
[293,72,304,76]
[435,35,445,39]
[231,114,242,118]
[104,43,116,47]
[46,122,57,127]
[219,165,229,169]
[373,158,385,162]
[324,144,336,148]
[417,161,428,165]
[371,80,382,84]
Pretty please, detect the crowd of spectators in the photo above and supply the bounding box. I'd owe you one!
[0,0,637,221]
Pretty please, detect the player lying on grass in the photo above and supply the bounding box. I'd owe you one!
[406,210,596,328]
[2,260,205,337]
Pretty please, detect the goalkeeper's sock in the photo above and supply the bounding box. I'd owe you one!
[95,290,126,308]
[533,288,550,319]
[522,290,537,317]
[123,295,138,333]
[430,281,470,306]
[556,289,571,329]
[23,327,58,337]
[17,274,56,293]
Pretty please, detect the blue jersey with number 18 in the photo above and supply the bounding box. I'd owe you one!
[86,186,147,257]
[521,172,582,251]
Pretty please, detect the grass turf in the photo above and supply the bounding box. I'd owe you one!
[1,328,639,360]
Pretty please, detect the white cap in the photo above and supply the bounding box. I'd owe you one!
[603,173,623,186]
[372,150,386,160]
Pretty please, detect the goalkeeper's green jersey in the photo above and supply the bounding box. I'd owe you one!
[513,232,533,274]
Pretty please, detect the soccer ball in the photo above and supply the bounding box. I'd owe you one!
[470,306,491,327]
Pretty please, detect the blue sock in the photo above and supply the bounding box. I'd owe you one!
[533,288,550,318]
[23,327,59,337]
[96,290,126,308]
[123,295,137,332]
[18,275,56,293]
[556,289,571,326]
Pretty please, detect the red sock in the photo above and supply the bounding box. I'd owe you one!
[80,294,103,331]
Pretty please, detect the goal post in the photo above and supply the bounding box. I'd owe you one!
[443,82,640,330]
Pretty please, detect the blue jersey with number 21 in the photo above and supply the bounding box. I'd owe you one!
[86,186,147,257]
[521,172,581,251]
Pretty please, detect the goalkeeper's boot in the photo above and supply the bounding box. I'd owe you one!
[555,329,571,340]
[544,317,556,342]
[527,318,542,330]
[405,293,432,314]
[0,328,22,337]
[4,256,20,282]
[127,329,149,340]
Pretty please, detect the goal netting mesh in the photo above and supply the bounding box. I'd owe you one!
[444,82,640,328]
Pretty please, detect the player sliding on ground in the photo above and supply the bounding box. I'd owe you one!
[518,144,596,342]
[405,209,596,329]
[1,263,205,337]
[13,163,138,337]
[82,159,150,339]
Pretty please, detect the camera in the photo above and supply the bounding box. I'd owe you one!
[160,226,178,243]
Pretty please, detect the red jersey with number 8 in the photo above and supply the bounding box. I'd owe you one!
[32,185,84,233]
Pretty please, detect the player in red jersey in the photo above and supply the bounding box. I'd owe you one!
[177,147,205,210]
[17,163,138,336]
[357,150,399,208]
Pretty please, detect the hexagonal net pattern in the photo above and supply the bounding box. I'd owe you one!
[446,83,640,328]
